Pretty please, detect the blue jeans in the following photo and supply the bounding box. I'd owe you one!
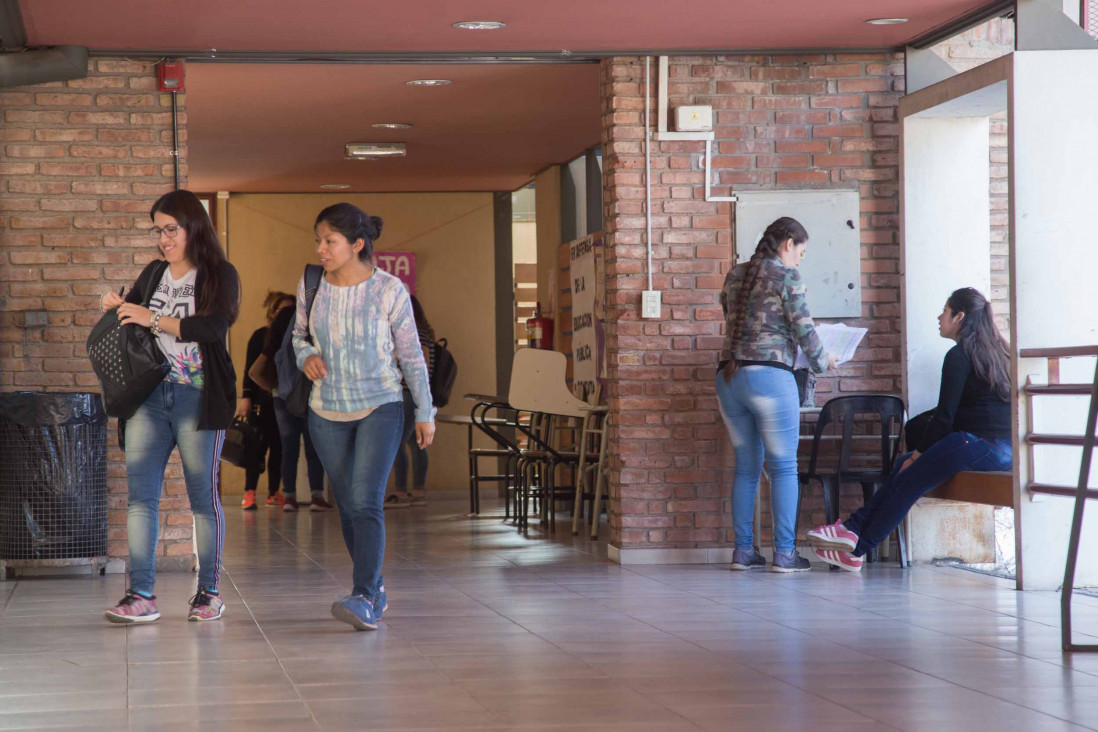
[393,390,429,492]
[124,382,225,595]
[716,366,801,553]
[844,431,1012,556]
[272,397,325,500]
[308,401,404,598]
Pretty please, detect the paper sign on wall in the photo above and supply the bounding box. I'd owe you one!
[569,232,605,403]
[372,251,416,294]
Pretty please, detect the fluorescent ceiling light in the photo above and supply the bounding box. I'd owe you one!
[406,79,452,87]
[865,17,908,24]
[320,184,350,189]
[345,142,407,160]
[452,21,506,30]
[372,122,413,130]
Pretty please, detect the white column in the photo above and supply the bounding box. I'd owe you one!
[1010,50,1098,590]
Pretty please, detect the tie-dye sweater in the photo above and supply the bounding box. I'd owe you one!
[292,268,436,423]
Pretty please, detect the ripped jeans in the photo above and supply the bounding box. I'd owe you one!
[716,366,801,553]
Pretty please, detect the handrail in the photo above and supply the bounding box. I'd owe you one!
[1020,346,1098,358]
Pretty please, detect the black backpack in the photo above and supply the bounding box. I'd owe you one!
[429,338,457,408]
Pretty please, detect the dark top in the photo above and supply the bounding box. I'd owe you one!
[918,344,1011,453]
[125,259,239,430]
[241,326,272,404]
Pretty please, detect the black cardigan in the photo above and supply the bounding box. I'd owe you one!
[917,344,1011,453]
[124,259,240,430]
[241,326,272,404]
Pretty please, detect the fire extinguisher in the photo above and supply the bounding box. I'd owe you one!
[525,302,554,350]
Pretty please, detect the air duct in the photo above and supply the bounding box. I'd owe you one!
[0,45,88,88]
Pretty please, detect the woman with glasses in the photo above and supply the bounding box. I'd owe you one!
[717,216,837,573]
[98,189,240,624]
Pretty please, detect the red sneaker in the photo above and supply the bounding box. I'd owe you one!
[241,490,257,511]
[266,491,285,508]
[812,547,864,572]
[104,591,160,624]
[806,520,859,551]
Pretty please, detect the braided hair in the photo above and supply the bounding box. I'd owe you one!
[722,216,809,382]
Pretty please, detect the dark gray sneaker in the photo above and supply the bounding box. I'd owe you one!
[770,550,811,573]
[730,548,767,571]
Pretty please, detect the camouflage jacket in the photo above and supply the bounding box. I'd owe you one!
[719,257,829,373]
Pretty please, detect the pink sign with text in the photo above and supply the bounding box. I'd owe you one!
[373,251,416,294]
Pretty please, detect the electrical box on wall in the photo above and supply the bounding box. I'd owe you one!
[733,190,862,318]
[157,60,185,92]
[674,105,713,132]
[641,290,662,319]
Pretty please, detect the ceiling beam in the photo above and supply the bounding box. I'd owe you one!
[85,46,902,64]
[906,0,1015,48]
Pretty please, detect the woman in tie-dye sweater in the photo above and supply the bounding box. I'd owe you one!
[293,202,436,631]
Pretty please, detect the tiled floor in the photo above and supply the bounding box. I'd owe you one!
[2,491,1097,731]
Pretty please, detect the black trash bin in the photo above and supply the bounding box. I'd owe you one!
[0,392,108,560]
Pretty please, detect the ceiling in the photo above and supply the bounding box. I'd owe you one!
[17,0,998,193]
[184,64,601,192]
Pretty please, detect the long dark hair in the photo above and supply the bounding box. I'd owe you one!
[263,290,294,323]
[150,190,238,323]
[946,287,1011,401]
[315,203,384,261]
[723,216,809,382]
[409,295,435,341]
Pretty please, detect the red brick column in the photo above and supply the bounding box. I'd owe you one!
[0,59,194,566]
[600,54,905,558]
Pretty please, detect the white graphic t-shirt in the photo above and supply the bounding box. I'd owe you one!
[148,266,204,389]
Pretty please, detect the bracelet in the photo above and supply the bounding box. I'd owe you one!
[150,313,161,335]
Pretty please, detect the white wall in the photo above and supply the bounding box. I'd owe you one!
[902,117,992,416]
[1010,50,1098,590]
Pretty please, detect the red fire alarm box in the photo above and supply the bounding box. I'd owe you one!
[157,60,185,92]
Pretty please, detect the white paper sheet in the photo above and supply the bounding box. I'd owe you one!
[794,322,867,370]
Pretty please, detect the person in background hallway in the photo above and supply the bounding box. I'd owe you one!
[294,203,435,630]
[386,294,435,509]
[239,291,293,510]
[717,216,838,573]
[263,295,332,513]
[99,189,239,623]
[808,287,1012,571]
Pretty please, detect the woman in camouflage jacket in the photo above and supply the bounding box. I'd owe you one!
[716,216,837,573]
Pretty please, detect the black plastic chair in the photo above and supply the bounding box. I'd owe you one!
[798,395,907,565]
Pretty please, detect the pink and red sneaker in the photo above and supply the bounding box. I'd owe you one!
[813,547,864,572]
[807,520,860,551]
[104,591,160,624]
[188,588,225,621]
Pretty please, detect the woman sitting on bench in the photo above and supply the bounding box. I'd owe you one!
[807,287,1013,571]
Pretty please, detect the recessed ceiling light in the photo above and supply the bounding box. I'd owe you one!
[372,122,413,130]
[452,21,506,30]
[406,79,452,87]
[345,142,407,160]
[321,184,350,190]
[865,17,908,24]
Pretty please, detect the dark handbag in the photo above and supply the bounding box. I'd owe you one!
[221,414,265,471]
[86,262,170,420]
[285,264,324,418]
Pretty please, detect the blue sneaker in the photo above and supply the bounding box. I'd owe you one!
[730,548,767,571]
[331,594,377,631]
[373,584,387,620]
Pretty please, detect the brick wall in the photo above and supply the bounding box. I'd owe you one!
[0,59,193,565]
[600,53,906,551]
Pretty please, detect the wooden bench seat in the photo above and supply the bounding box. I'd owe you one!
[924,471,1013,507]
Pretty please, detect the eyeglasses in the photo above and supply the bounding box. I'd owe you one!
[148,224,183,239]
